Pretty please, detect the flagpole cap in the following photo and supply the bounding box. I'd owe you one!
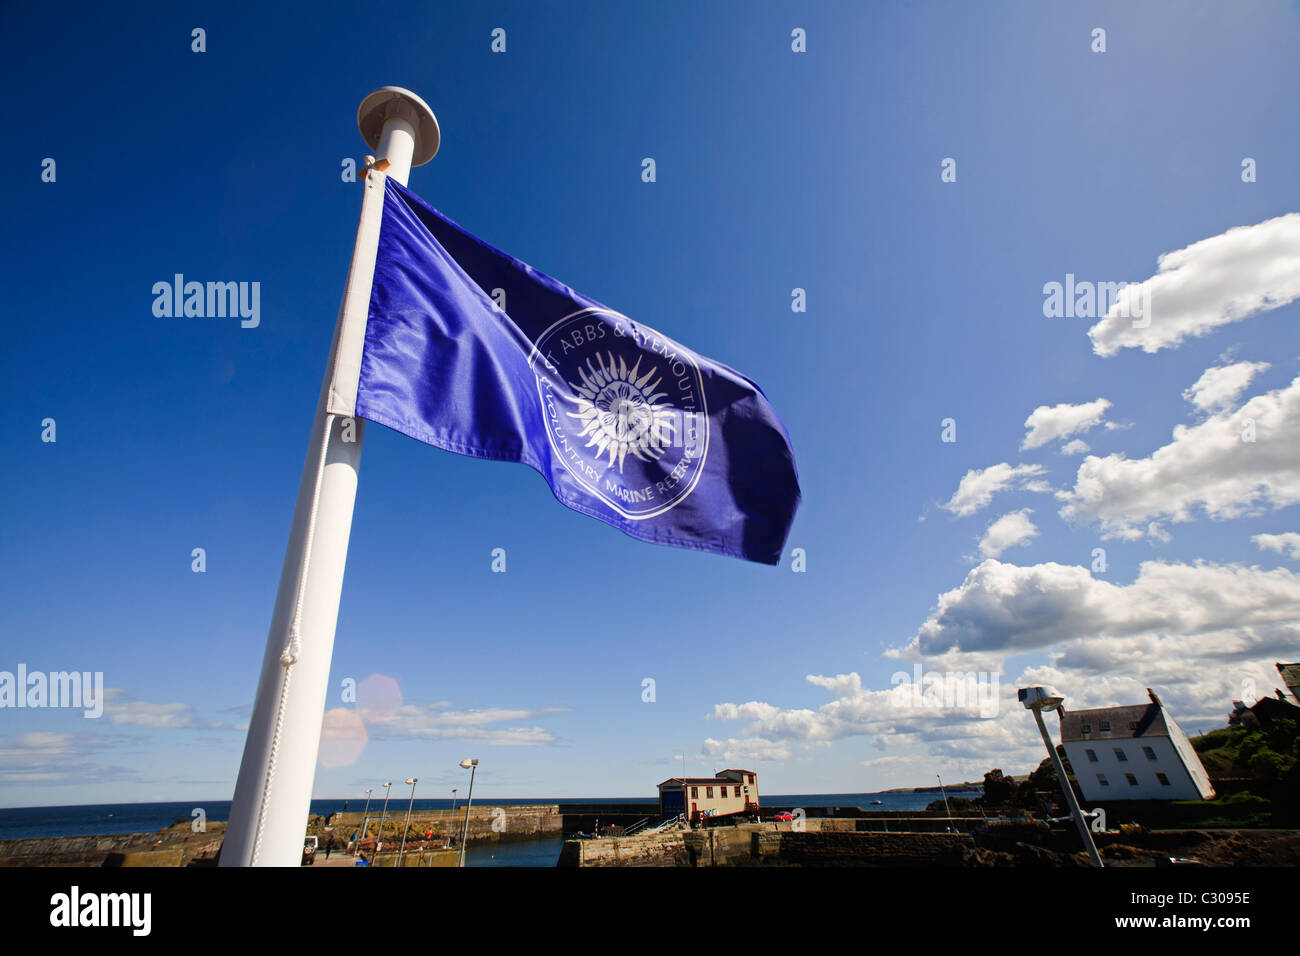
[358,87,440,166]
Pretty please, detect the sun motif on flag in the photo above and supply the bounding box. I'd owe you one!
[567,351,677,472]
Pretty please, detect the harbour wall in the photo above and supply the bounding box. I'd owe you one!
[559,822,977,867]
[0,804,561,866]
[328,804,563,848]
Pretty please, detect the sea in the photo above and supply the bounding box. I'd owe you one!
[0,789,979,866]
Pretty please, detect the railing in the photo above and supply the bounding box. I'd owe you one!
[646,813,685,833]
[622,817,652,836]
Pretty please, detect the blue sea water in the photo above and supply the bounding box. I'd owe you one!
[465,836,568,867]
[0,790,980,843]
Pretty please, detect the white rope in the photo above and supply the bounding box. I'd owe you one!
[250,412,336,864]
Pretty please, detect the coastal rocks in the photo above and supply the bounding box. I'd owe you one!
[753,831,975,866]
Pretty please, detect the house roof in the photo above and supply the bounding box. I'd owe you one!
[657,776,754,789]
[1277,662,1300,689]
[1248,695,1300,723]
[1059,703,1168,742]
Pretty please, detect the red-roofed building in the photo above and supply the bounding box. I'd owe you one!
[657,769,759,823]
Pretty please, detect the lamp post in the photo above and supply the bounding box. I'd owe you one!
[937,773,953,830]
[448,788,459,847]
[398,777,418,866]
[357,787,373,854]
[374,781,393,863]
[457,758,478,867]
[1019,686,1103,868]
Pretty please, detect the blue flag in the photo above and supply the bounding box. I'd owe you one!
[333,176,800,564]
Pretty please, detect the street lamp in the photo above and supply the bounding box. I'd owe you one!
[357,787,373,854]
[457,758,478,867]
[398,777,418,866]
[1019,686,1104,868]
[374,781,393,864]
[937,773,953,829]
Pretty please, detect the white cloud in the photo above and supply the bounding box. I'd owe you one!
[107,700,202,729]
[700,737,792,764]
[0,732,136,785]
[710,674,1011,746]
[706,670,1048,783]
[897,558,1300,659]
[705,555,1300,783]
[99,690,233,730]
[943,463,1047,517]
[1060,439,1090,455]
[1253,532,1300,560]
[1021,399,1111,450]
[1183,360,1270,413]
[977,509,1039,558]
[365,703,565,747]
[1087,213,1300,356]
[1058,373,1300,538]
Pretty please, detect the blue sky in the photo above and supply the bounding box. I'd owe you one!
[3,1,1300,807]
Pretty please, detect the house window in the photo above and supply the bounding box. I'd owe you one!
[1129,722,1138,730]
[691,787,698,798]
[706,787,713,798]
[1085,749,1098,763]
[1099,721,1111,731]
[1113,747,1127,762]
[1125,773,1138,786]
[1156,773,1170,786]
[1097,774,1109,786]
[1081,724,1092,735]
[1142,746,1157,761]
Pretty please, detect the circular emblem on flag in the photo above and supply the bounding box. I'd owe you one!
[529,308,709,519]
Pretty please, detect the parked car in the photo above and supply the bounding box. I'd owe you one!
[302,835,319,865]
[772,812,794,821]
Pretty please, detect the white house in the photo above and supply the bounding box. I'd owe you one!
[1059,689,1215,802]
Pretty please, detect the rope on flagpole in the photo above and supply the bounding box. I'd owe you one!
[250,412,337,864]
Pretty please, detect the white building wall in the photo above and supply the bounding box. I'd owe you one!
[1064,737,1204,802]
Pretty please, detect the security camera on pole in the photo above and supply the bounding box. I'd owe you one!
[1019,685,1104,868]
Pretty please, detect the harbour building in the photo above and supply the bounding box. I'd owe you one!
[657,769,759,823]
[1058,689,1215,802]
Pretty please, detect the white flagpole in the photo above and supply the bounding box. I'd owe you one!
[222,88,440,867]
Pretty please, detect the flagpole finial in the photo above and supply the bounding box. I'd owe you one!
[358,87,440,167]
